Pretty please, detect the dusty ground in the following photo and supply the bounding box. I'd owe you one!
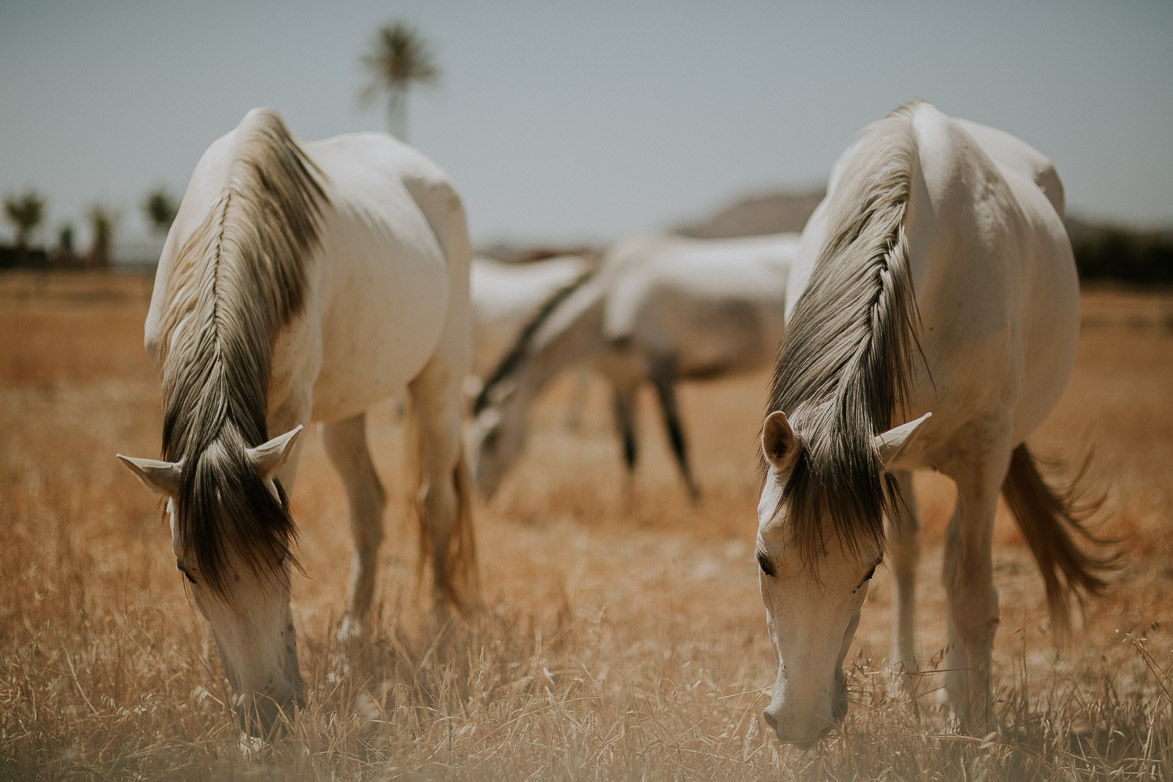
[0,270,1170,779]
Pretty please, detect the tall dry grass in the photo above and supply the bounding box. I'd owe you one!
[0,271,1170,780]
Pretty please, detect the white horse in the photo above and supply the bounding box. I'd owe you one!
[755,100,1114,745]
[117,108,477,737]
[470,232,797,499]
[469,254,591,378]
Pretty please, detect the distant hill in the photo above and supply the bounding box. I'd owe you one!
[675,190,824,238]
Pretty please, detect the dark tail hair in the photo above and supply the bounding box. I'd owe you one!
[1001,444,1121,640]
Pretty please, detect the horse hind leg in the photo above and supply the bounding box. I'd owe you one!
[408,363,478,613]
[322,414,387,641]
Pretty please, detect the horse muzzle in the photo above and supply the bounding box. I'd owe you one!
[236,675,305,738]
[762,670,847,747]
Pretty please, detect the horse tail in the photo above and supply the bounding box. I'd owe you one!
[405,394,480,613]
[1000,443,1120,640]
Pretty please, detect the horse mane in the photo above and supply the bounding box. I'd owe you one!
[764,100,925,566]
[473,268,595,414]
[156,108,328,599]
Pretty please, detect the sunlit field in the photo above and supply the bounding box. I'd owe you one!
[1,270,1170,780]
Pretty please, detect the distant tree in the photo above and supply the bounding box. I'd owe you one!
[4,189,46,250]
[359,21,441,141]
[142,186,178,237]
[86,205,119,268]
[53,223,77,266]
[1072,226,1173,285]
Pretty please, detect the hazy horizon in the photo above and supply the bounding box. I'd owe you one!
[2,0,1171,253]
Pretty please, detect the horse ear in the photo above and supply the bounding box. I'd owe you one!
[761,411,802,472]
[118,454,182,498]
[247,425,304,481]
[875,412,932,470]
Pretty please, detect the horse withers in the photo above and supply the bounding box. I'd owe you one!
[118,108,477,737]
[755,100,1115,745]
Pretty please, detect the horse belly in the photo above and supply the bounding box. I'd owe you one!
[661,296,777,378]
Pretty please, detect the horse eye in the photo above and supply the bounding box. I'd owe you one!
[177,559,197,585]
[863,564,877,582]
[757,551,777,578]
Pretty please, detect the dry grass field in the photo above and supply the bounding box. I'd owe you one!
[1,270,1170,780]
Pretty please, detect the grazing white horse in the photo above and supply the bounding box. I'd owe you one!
[469,254,591,378]
[117,108,477,737]
[755,100,1114,745]
[470,232,797,499]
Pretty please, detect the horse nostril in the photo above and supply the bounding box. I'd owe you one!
[762,707,781,732]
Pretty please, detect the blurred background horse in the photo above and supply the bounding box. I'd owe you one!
[470,232,797,500]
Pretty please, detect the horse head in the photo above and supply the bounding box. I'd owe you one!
[468,380,529,500]
[118,426,306,738]
[755,410,930,745]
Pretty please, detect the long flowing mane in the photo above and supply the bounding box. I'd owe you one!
[473,268,594,414]
[156,108,328,598]
[764,100,925,564]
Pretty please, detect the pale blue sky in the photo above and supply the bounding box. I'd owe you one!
[1,0,1170,252]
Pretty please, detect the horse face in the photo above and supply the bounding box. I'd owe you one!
[755,476,879,746]
[469,394,528,500]
[176,531,305,738]
[755,410,931,745]
[118,428,305,738]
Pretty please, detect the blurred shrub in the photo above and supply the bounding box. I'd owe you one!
[1070,221,1173,284]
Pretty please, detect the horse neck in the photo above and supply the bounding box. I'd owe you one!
[158,114,325,462]
[157,231,276,464]
[499,280,605,408]
[771,105,921,432]
[764,104,923,565]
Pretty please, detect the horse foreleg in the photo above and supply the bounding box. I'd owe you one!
[885,469,920,698]
[322,414,386,641]
[941,441,1009,734]
[650,362,698,501]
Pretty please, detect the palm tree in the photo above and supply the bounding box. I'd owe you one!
[359,21,441,141]
[142,186,178,237]
[4,189,46,250]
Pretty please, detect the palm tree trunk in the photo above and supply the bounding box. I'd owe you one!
[387,85,408,141]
